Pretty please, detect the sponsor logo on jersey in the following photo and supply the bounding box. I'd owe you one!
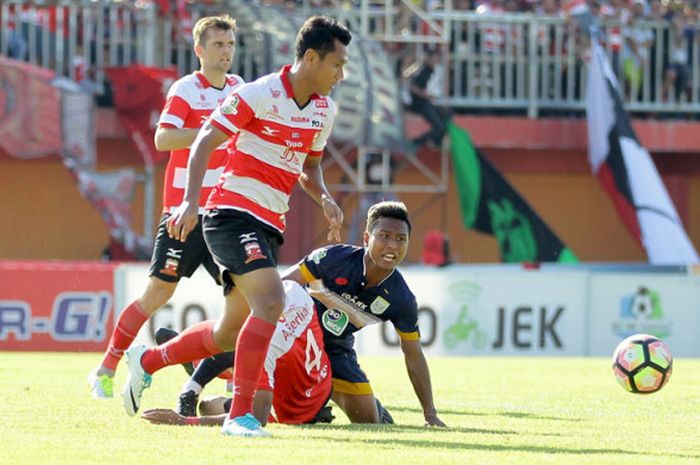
[221,94,240,115]
[270,88,282,98]
[309,248,327,264]
[312,120,323,128]
[315,99,329,108]
[370,296,390,315]
[285,140,304,149]
[291,116,309,123]
[335,277,348,286]
[322,308,349,336]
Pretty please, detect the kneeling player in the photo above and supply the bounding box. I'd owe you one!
[143,280,332,428]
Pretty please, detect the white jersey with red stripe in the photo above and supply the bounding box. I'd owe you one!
[157,71,244,213]
[206,64,336,232]
[257,280,331,424]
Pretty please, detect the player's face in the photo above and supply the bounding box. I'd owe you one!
[364,217,410,271]
[310,39,348,96]
[197,28,236,73]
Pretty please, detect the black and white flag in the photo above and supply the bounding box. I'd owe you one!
[586,40,698,264]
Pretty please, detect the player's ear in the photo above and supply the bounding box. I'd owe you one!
[363,230,370,246]
[304,48,319,66]
[194,43,204,58]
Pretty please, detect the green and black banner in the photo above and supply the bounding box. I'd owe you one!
[449,123,578,263]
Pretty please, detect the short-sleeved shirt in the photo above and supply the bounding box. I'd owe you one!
[298,244,419,343]
[257,280,332,424]
[157,71,244,213]
[206,64,337,233]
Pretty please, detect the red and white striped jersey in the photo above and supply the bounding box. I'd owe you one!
[257,280,332,425]
[157,71,244,213]
[207,64,336,232]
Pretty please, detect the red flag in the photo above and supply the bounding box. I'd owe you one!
[0,56,61,159]
[105,65,177,164]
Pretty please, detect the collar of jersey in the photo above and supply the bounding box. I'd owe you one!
[279,64,322,102]
[194,71,235,90]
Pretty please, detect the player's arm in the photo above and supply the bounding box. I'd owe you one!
[299,155,343,242]
[141,408,226,426]
[399,336,447,428]
[154,126,201,151]
[141,389,274,427]
[166,122,228,242]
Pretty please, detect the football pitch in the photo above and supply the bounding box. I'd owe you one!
[3,353,699,465]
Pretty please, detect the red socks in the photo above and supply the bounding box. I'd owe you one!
[228,316,276,419]
[140,320,220,374]
[100,301,149,371]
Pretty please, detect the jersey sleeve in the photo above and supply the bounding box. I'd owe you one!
[208,83,259,138]
[308,99,336,157]
[391,294,420,340]
[158,79,190,129]
[298,245,339,283]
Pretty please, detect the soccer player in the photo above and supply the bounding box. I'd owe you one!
[141,280,333,427]
[172,201,445,427]
[121,16,351,437]
[288,201,446,427]
[87,15,243,399]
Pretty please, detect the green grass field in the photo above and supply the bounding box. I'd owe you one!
[3,353,699,465]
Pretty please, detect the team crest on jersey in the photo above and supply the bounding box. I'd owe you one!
[370,296,390,315]
[322,309,349,336]
[244,241,267,264]
[160,258,179,277]
[309,248,327,264]
[270,88,281,98]
[221,95,240,115]
[314,99,329,108]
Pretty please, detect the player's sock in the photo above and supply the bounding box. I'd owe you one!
[99,300,149,373]
[191,352,235,389]
[181,379,203,395]
[227,316,276,419]
[140,320,220,374]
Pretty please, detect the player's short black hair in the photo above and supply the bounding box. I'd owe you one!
[295,15,352,61]
[366,201,412,235]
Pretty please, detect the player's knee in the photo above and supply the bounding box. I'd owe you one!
[142,279,177,311]
[250,292,285,322]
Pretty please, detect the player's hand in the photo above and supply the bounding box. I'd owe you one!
[424,411,447,428]
[321,196,343,242]
[167,201,198,242]
[142,408,187,425]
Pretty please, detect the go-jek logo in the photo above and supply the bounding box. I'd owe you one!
[0,292,112,342]
[611,286,671,339]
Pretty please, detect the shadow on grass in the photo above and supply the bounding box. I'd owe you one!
[391,405,583,422]
[300,433,700,459]
[299,422,518,436]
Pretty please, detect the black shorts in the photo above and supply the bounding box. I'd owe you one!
[202,209,283,294]
[148,214,221,284]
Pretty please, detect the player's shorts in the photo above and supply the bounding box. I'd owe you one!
[324,336,374,395]
[148,214,221,284]
[202,209,283,295]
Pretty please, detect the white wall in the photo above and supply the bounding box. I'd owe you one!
[115,264,700,357]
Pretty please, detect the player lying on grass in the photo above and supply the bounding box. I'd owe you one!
[172,201,445,426]
[143,280,333,426]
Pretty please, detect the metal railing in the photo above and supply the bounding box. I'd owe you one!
[2,1,699,117]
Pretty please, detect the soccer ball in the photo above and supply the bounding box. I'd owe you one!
[612,334,673,394]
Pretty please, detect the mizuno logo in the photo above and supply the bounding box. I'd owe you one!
[261,126,279,136]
